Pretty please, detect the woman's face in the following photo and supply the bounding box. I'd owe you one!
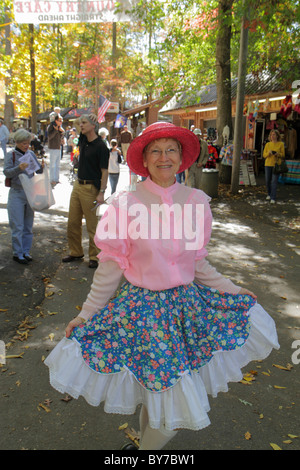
[143,138,182,187]
[270,131,278,142]
[17,140,30,152]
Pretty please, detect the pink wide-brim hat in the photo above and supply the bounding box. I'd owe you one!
[126,122,200,177]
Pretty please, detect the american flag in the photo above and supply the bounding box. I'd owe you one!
[98,94,112,123]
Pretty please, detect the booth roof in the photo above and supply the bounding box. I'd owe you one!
[160,71,292,113]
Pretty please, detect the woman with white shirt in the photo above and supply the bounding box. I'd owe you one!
[108,139,121,194]
[45,122,279,450]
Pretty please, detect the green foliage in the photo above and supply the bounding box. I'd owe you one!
[0,0,298,118]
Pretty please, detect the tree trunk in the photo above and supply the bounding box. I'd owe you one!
[231,0,250,194]
[29,24,37,134]
[216,0,234,147]
[4,9,14,130]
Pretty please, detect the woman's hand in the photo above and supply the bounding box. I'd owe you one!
[65,317,85,338]
[238,287,257,299]
[19,162,29,171]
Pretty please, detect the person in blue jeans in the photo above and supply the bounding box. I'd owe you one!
[4,129,44,264]
[263,129,285,203]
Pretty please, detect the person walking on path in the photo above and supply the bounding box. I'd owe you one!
[45,122,279,450]
[108,139,121,194]
[3,129,44,264]
[47,113,65,187]
[186,128,209,189]
[0,118,10,159]
[62,114,109,269]
[120,125,132,163]
[263,129,285,204]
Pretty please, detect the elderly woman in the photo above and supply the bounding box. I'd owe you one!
[263,129,285,203]
[4,129,44,264]
[45,122,279,450]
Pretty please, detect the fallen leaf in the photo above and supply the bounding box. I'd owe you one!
[6,353,24,359]
[287,434,299,439]
[270,443,282,450]
[274,385,286,389]
[0,308,8,312]
[38,403,51,413]
[49,333,55,341]
[239,399,253,406]
[245,431,252,440]
[45,291,54,297]
[61,395,72,402]
[125,427,140,447]
[273,363,293,371]
[118,423,128,431]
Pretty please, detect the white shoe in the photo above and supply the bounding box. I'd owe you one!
[270,199,276,204]
[266,195,271,200]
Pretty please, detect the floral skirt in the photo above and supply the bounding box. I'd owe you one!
[45,282,279,431]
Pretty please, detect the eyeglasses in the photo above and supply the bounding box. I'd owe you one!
[147,148,180,157]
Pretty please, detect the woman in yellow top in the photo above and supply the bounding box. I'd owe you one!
[263,129,285,203]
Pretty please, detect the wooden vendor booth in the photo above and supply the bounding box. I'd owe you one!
[160,73,300,186]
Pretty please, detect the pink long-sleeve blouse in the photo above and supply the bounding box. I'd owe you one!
[95,177,213,291]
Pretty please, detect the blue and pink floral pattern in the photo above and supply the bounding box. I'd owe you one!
[70,283,255,392]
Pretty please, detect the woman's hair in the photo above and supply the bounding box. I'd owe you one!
[14,129,32,143]
[110,139,118,146]
[269,129,281,141]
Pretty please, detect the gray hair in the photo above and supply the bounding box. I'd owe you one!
[98,126,109,137]
[14,129,32,143]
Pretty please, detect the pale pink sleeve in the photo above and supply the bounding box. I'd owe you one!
[194,258,240,294]
[94,202,130,270]
[77,260,123,321]
[193,191,213,260]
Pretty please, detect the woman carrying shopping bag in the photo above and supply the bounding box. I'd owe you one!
[4,129,44,264]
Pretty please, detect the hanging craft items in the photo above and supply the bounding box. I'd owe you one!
[280,95,293,119]
[263,98,269,112]
[253,100,259,119]
[294,94,300,115]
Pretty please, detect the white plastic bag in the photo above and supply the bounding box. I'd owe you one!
[19,165,55,211]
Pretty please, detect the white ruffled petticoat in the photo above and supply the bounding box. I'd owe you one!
[45,302,279,431]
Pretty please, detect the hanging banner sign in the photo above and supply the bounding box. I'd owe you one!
[13,0,136,24]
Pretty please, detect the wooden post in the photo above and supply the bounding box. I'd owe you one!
[29,24,37,134]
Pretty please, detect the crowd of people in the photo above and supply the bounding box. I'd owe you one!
[2,114,281,450]
[2,114,286,269]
